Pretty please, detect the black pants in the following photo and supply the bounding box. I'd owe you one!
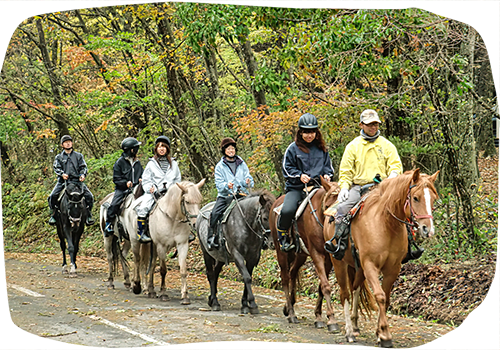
[107,189,128,223]
[277,189,303,231]
[210,196,229,229]
[48,182,94,210]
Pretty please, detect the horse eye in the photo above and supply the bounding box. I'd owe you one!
[413,197,419,202]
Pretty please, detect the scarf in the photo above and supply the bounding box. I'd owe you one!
[360,130,380,142]
[157,156,170,173]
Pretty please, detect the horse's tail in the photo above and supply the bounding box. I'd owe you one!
[348,265,378,317]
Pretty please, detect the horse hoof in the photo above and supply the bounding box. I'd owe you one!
[181,298,190,305]
[211,305,221,312]
[62,266,68,274]
[282,305,289,317]
[314,321,325,329]
[132,283,141,295]
[241,307,250,315]
[124,282,131,289]
[160,294,169,301]
[328,323,341,333]
[347,336,356,343]
[107,284,115,290]
[249,307,259,315]
[379,339,393,348]
[288,316,299,324]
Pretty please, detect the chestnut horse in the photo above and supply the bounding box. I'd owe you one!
[324,169,439,347]
[269,177,339,331]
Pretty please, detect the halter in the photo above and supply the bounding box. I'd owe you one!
[64,183,85,227]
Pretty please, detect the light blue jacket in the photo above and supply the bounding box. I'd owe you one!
[215,156,254,198]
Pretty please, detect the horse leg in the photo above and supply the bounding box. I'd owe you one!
[239,258,258,315]
[65,228,77,277]
[204,252,223,311]
[140,243,153,296]
[121,240,131,289]
[58,232,68,274]
[131,240,142,294]
[309,249,339,332]
[363,262,392,347]
[350,267,367,336]
[104,235,115,289]
[177,242,190,305]
[287,253,307,324]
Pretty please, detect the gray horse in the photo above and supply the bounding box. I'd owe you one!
[196,190,276,314]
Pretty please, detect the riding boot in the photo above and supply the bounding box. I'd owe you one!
[48,208,56,225]
[277,228,295,252]
[402,246,425,264]
[137,217,152,243]
[324,219,350,260]
[86,208,95,226]
[207,225,219,250]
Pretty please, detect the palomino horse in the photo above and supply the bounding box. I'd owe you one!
[54,181,88,276]
[324,169,439,347]
[128,179,205,304]
[196,190,276,314]
[269,177,339,330]
[99,185,144,290]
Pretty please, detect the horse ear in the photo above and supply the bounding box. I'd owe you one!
[177,182,187,193]
[196,178,206,188]
[320,175,332,191]
[429,170,440,183]
[412,168,421,183]
[259,193,267,206]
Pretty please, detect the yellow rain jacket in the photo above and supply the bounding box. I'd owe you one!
[338,135,403,189]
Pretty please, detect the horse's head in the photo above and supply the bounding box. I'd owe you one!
[258,190,277,231]
[64,182,86,228]
[404,169,440,238]
[177,179,205,225]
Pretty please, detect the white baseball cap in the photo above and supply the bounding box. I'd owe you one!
[360,109,382,124]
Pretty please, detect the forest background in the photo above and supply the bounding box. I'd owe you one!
[1,1,497,262]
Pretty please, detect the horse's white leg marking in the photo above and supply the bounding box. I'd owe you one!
[351,286,361,332]
[424,188,434,236]
[88,315,169,346]
[7,284,45,297]
[344,299,354,342]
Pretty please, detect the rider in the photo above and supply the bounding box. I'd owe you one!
[135,136,181,243]
[104,137,144,236]
[277,113,335,252]
[48,135,95,226]
[207,137,254,250]
[324,109,404,260]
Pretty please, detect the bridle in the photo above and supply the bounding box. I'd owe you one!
[388,183,434,233]
[180,194,199,234]
[233,194,269,240]
[65,184,85,228]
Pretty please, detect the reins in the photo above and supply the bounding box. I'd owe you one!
[232,192,268,240]
[304,184,324,229]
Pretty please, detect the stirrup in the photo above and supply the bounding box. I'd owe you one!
[280,241,295,252]
[138,233,152,244]
[207,236,219,250]
[48,216,57,225]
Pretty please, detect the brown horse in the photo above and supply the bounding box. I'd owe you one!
[324,169,439,347]
[269,177,339,331]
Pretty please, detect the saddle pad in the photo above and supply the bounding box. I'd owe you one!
[273,203,283,215]
[200,201,216,220]
[221,199,238,224]
[324,200,340,217]
[295,187,320,221]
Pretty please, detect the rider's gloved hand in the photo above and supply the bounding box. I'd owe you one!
[388,171,399,179]
[338,188,349,203]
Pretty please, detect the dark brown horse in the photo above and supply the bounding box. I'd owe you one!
[324,169,439,347]
[269,177,339,331]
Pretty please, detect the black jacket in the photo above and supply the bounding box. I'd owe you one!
[113,153,143,191]
[282,142,335,191]
[53,150,88,183]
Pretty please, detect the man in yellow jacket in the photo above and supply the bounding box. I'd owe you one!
[324,109,403,259]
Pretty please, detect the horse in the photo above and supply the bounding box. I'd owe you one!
[269,177,340,330]
[99,185,144,290]
[323,169,439,347]
[127,179,205,304]
[54,181,88,276]
[196,190,276,314]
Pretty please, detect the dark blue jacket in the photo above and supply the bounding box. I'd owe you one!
[113,153,143,191]
[53,150,88,183]
[282,142,335,191]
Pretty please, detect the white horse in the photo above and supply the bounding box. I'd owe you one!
[99,185,143,290]
[128,179,205,304]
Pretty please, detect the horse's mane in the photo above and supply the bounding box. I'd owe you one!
[247,189,276,205]
[364,170,438,220]
[161,181,202,219]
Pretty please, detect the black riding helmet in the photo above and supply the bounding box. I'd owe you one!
[155,136,171,148]
[60,135,73,145]
[298,113,318,129]
[220,137,237,155]
[121,137,141,157]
